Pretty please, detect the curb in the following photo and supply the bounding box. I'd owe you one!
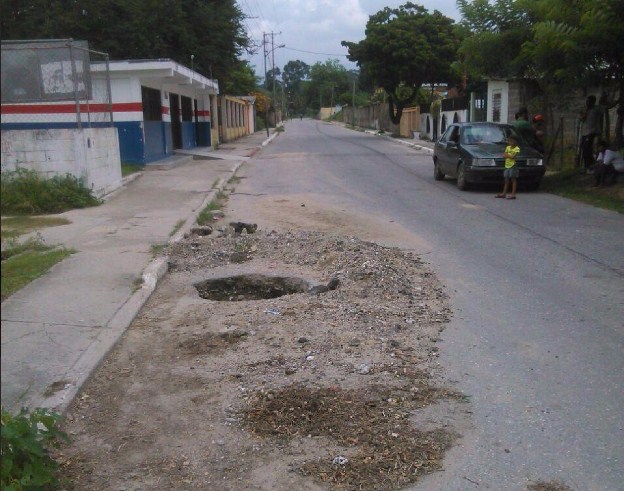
[48,134,276,414]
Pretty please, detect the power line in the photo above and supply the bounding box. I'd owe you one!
[282,46,349,57]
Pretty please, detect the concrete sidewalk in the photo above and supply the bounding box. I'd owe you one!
[1,129,278,414]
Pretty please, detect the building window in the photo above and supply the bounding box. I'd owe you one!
[141,86,162,121]
[492,91,502,122]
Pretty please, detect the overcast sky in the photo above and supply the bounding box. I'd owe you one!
[239,0,462,78]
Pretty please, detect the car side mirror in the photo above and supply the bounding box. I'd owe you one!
[446,141,458,149]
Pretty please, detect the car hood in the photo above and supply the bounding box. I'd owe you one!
[464,143,543,159]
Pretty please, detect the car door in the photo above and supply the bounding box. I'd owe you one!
[441,125,460,176]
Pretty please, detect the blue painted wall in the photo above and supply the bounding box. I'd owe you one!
[115,122,144,164]
[197,122,211,146]
[180,122,196,149]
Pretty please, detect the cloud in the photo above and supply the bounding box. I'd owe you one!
[241,0,460,76]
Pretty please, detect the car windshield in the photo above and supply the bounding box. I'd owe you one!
[461,125,517,145]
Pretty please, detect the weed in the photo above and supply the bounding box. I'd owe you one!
[197,192,226,226]
[170,219,186,237]
[1,241,73,301]
[228,175,242,185]
[1,407,69,490]
[275,125,285,133]
[132,276,144,292]
[121,164,143,177]
[1,235,52,261]
[1,169,100,215]
[150,243,166,256]
[211,179,220,189]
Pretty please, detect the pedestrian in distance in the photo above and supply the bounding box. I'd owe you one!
[579,95,603,173]
[496,134,521,200]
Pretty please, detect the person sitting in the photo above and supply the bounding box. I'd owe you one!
[594,140,624,186]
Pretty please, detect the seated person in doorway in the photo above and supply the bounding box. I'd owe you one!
[594,140,624,186]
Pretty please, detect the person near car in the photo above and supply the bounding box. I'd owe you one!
[496,134,521,199]
[532,114,545,154]
[579,95,604,173]
[594,140,624,186]
[513,108,536,147]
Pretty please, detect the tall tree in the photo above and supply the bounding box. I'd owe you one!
[342,2,460,124]
[282,60,310,114]
[458,0,624,147]
[303,59,350,110]
[0,0,253,92]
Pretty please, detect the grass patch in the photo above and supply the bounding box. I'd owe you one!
[275,125,285,132]
[150,243,166,256]
[1,215,71,241]
[541,169,623,213]
[121,163,143,177]
[197,191,226,226]
[1,239,73,301]
[170,219,186,237]
[1,169,100,215]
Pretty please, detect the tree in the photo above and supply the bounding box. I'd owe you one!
[282,60,310,115]
[223,60,258,95]
[303,59,350,111]
[0,0,253,93]
[342,2,460,124]
[522,0,624,147]
[458,0,624,147]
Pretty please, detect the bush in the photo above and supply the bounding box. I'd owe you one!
[1,408,69,490]
[1,169,100,215]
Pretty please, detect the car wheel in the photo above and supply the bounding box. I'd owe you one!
[434,160,445,181]
[456,163,469,190]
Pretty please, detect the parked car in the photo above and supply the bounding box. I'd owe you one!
[433,122,545,190]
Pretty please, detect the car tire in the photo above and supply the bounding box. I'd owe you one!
[434,160,445,181]
[456,163,469,190]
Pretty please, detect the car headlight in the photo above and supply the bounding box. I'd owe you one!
[472,158,496,167]
[527,158,543,166]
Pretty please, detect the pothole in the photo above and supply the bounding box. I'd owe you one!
[194,274,312,301]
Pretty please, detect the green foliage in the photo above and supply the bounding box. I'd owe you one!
[342,2,460,124]
[1,169,100,215]
[1,408,69,490]
[0,0,252,91]
[1,239,73,301]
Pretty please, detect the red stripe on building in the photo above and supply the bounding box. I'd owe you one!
[0,102,143,114]
[197,110,210,117]
[161,106,170,115]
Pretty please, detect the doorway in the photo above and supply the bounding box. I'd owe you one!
[170,92,182,149]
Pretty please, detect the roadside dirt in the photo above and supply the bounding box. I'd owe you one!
[58,191,472,490]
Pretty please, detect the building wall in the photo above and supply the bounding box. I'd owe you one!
[1,127,122,197]
[220,96,251,142]
[487,80,509,123]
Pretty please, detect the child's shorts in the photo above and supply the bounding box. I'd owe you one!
[504,166,519,179]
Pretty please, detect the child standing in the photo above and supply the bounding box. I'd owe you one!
[496,134,520,199]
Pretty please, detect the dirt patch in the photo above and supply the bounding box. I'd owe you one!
[57,229,469,490]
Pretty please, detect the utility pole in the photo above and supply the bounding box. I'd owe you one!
[262,32,269,136]
[271,32,277,123]
[352,80,356,127]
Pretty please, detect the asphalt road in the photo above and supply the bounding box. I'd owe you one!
[234,119,624,491]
